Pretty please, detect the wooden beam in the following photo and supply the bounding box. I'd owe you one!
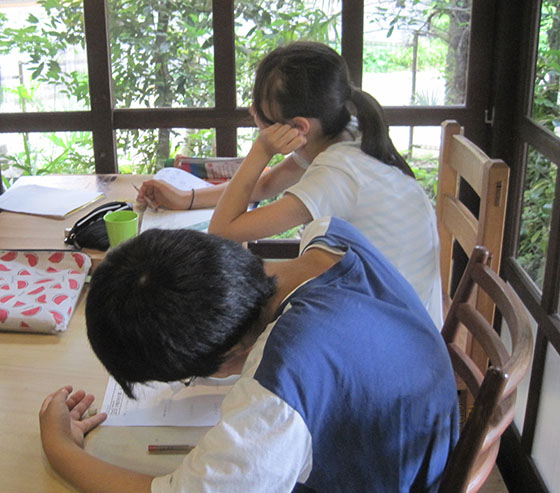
[83,0,117,173]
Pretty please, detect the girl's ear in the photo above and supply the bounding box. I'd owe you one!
[290,116,311,135]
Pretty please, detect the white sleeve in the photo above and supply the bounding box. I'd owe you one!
[297,217,346,258]
[286,163,358,220]
[151,377,313,493]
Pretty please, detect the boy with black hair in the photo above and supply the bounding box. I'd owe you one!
[40,217,458,493]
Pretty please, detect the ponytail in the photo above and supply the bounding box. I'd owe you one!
[350,88,415,179]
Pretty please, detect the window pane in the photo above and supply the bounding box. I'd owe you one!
[533,342,560,492]
[237,126,258,157]
[234,0,341,107]
[531,4,560,135]
[108,1,214,109]
[0,131,94,185]
[117,128,216,174]
[389,125,440,203]
[517,147,557,289]
[0,1,89,112]
[364,1,471,106]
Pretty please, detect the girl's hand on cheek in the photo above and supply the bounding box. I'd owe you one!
[256,123,307,157]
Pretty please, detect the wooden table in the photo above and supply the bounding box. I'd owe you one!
[0,174,148,268]
[0,175,208,492]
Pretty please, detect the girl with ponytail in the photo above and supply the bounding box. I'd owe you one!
[138,41,443,327]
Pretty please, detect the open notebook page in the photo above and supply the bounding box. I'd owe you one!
[141,168,214,232]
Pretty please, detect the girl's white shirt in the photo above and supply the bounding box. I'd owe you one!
[286,140,443,328]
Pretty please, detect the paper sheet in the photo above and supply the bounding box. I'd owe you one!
[141,168,215,232]
[141,208,214,233]
[0,184,104,218]
[153,167,213,191]
[101,375,237,427]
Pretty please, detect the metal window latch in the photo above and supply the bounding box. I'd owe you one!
[484,107,495,126]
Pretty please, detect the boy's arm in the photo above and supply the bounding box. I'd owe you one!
[40,387,154,493]
[46,443,154,493]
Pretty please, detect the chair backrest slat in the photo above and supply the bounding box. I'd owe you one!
[454,303,509,367]
[440,196,478,265]
[448,134,490,193]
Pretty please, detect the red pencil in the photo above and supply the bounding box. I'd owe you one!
[148,444,194,453]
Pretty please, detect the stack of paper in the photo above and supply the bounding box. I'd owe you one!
[0,184,104,219]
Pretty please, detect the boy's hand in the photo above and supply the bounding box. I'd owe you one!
[255,123,307,158]
[40,386,107,451]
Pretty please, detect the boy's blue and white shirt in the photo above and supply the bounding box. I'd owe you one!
[152,217,459,493]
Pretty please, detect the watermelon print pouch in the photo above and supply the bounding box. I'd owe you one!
[0,250,91,334]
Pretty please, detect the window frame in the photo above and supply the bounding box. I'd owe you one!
[0,0,495,172]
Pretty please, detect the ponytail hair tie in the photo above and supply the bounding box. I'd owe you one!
[345,87,359,115]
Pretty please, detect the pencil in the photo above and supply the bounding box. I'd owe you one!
[148,444,194,454]
[132,184,157,211]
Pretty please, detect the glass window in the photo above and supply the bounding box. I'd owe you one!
[237,126,258,157]
[531,3,560,136]
[234,0,341,107]
[108,1,214,109]
[0,1,89,112]
[363,1,471,106]
[532,342,560,492]
[116,128,216,174]
[389,125,440,203]
[0,131,94,186]
[517,147,557,289]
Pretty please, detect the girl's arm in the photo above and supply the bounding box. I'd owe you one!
[209,124,312,241]
[137,154,304,211]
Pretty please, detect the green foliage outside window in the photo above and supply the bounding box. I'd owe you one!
[0,0,339,178]
[518,150,556,288]
[517,2,559,288]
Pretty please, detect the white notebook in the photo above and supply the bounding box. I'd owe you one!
[141,168,214,233]
[0,184,104,219]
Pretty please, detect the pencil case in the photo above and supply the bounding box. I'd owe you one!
[0,250,91,333]
[64,201,132,251]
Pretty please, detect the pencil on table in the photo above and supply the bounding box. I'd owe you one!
[148,444,194,454]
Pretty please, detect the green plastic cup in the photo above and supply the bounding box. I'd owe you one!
[104,210,139,248]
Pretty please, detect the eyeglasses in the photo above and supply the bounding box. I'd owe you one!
[180,377,197,387]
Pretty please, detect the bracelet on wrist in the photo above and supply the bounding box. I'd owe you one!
[187,188,195,210]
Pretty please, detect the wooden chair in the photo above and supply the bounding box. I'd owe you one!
[436,120,510,371]
[439,246,533,493]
